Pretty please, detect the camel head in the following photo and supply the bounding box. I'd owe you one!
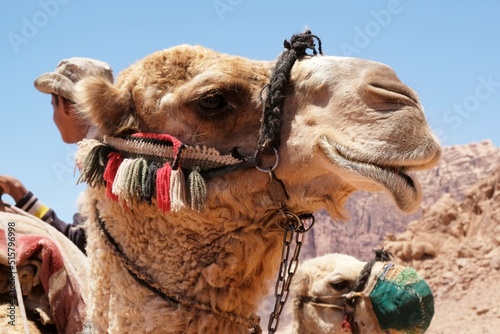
[74,31,440,333]
[76,32,440,218]
[291,253,434,334]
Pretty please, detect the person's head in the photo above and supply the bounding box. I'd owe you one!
[34,57,114,143]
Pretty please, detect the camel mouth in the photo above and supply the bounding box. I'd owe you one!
[299,295,346,309]
[319,137,421,212]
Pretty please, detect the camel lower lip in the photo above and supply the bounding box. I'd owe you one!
[319,137,421,212]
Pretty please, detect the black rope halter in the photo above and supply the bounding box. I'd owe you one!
[342,248,393,333]
[256,30,322,157]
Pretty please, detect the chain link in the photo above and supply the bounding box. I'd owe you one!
[267,211,314,333]
[254,165,315,333]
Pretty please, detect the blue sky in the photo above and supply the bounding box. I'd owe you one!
[1,1,499,222]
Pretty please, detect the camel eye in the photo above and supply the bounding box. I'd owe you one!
[329,280,350,291]
[198,93,229,115]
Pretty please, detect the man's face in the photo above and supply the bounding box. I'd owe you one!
[51,94,87,143]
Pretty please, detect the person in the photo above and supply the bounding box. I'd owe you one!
[0,58,114,254]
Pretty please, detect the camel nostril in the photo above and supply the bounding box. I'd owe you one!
[359,63,420,110]
[368,82,419,107]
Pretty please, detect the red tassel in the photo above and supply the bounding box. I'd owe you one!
[156,163,172,212]
[103,152,123,201]
[341,315,352,332]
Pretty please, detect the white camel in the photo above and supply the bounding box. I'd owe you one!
[71,31,440,333]
[290,252,434,333]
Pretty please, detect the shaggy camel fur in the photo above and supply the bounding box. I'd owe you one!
[74,33,440,333]
[290,253,434,333]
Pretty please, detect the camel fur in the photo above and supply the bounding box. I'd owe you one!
[74,36,440,333]
[290,253,370,333]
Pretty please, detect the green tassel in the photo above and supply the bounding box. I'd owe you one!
[128,158,148,199]
[78,143,110,187]
[188,166,206,212]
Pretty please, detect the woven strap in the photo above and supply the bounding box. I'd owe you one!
[104,135,245,171]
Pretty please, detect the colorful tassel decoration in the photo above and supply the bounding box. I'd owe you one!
[77,133,246,213]
[113,158,136,203]
[78,142,110,187]
[128,158,148,199]
[103,152,124,201]
[156,163,172,212]
[170,167,187,212]
[188,166,207,212]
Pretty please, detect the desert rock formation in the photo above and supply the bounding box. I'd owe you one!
[384,154,500,333]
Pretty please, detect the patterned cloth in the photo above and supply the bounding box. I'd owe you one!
[15,191,87,254]
[364,262,434,333]
[0,209,88,333]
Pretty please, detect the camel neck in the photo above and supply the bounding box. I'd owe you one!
[93,202,262,332]
[83,191,284,333]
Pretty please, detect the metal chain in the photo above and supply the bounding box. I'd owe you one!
[254,158,315,333]
[267,211,314,333]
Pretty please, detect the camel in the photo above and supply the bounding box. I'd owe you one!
[289,252,434,333]
[73,31,441,333]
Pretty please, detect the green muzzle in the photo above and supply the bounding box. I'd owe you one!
[364,262,434,333]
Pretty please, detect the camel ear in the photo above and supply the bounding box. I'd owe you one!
[74,76,137,136]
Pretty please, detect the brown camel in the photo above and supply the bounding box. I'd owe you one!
[73,31,440,333]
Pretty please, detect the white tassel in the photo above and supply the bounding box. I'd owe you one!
[112,158,135,203]
[170,168,187,212]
